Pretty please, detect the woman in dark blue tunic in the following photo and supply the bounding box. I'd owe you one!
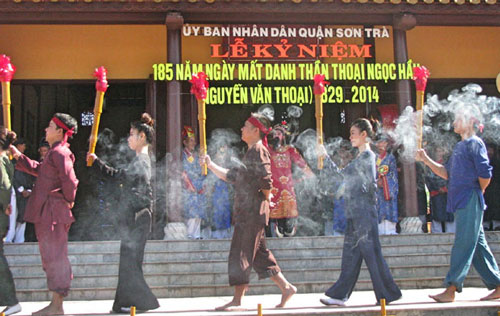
[87,113,159,314]
[319,118,402,306]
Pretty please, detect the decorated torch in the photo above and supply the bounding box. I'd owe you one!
[189,72,209,176]
[87,66,108,167]
[412,66,430,149]
[0,55,16,131]
[314,74,328,170]
[377,165,391,201]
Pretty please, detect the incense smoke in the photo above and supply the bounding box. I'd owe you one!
[390,83,500,162]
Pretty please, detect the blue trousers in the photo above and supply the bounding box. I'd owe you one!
[445,191,500,292]
[325,209,402,303]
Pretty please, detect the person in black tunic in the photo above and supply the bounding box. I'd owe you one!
[318,118,402,307]
[12,139,35,243]
[87,113,159,314]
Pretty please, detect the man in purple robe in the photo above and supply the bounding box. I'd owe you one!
[11,113,78,316]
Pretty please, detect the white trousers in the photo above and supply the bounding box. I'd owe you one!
[378,219,397,235]
[4,188,17,243]
[186,217,201,239]
[431,220,456,233]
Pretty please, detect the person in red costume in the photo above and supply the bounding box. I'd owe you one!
[11,113,78,316]
[267,122,313,237]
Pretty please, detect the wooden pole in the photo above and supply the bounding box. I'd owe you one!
[1,81,11,131]
[416,90,424,149]
[87,66,108,166]
[197,99,207,175]
[315,94,324,170]
[87,90,105,166]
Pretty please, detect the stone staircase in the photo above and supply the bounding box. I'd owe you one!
[5,232,500,302]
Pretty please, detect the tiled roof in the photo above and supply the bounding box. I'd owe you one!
[10,0,499,3]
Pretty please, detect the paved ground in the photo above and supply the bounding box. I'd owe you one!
[5,288,500,316]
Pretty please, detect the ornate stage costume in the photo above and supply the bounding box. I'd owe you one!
[376,152,398,234]
[182,148,207,238]
[425,161,455,233]
[269,145,310,220]
[211,178,232,239]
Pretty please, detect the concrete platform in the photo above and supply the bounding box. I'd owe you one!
[6,288,500,316]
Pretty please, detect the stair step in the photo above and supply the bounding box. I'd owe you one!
[8,252,464,277]
[11,264,467,290]
[13,276,487,302]
[8,232,497,255]
[7,232,500,302]
[2,242,477,260]
[8,242,500,265]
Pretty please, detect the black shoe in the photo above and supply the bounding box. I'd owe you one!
[111,307,131,314]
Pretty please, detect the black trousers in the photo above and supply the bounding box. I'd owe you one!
[0,230,18,306]
[325,212,402,304]
[112,212,159,312]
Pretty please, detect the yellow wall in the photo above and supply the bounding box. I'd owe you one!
[407,26,500,79]
[1,25,499,80]
[374,26,394,64]
[183,26,223,65]
[0,24,222,80]
[0,25,166,79]
[375,26,500,79]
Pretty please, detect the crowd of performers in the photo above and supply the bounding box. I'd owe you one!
[1,107,500,315]
[179,121,499,239]
[5,117,500,243]
[180,120,403,239]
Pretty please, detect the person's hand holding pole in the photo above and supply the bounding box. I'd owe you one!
[87,66,108,167]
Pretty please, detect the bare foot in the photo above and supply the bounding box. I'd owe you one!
[32,303,64,315]
[429,290,455,303]
[276,284,297,308]
[215,300,246,311]
[481,287,500,301]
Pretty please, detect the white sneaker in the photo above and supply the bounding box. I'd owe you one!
[2,303,22,316]
[120,307,131,313]
[320,297,346,306]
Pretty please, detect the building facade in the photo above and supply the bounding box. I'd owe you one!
[1,1,499,238]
